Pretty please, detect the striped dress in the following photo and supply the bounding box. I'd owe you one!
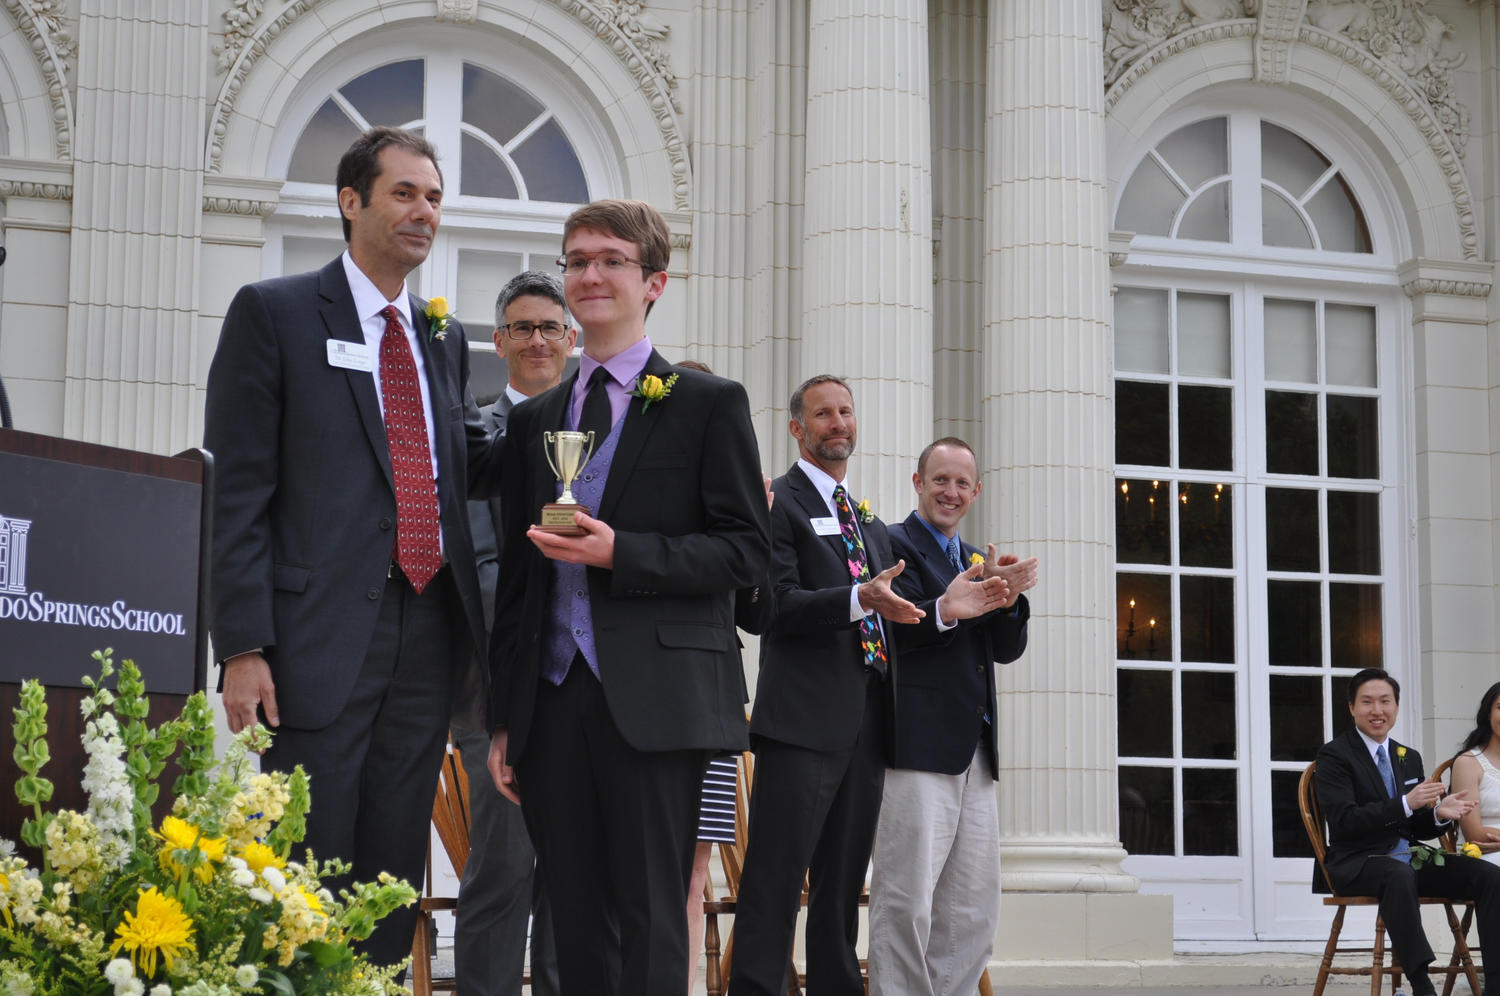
[697,754,739,844]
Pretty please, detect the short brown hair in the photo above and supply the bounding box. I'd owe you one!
[789,375,852,428]
[562,199,671,275]
[917,436,977,476]
[335,126,442,243]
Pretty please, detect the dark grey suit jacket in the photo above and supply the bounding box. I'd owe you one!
[456,394,513,729]
[748,463,900,753]
[204,256,502,730]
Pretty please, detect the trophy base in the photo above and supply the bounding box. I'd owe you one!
[537,501,592,536]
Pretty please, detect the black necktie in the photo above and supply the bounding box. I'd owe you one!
[579,366,612,441]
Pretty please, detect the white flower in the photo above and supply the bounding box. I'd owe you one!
[248,887,273,904]
[234,965,259,989]
[231,868,255,888]
[261,866,286,892]
[105,959,135,985]
[117,981,145,996]
[150,986,173,996]
[0,838,13,857]
[227,856,247,872]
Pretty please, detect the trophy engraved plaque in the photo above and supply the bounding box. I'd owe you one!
[539,430,596,535]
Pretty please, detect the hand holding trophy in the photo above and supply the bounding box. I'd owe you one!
[539,429,596,535]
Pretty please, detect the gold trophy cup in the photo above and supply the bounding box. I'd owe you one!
[539,430,596,535]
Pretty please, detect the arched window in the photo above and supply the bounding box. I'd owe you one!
[1112,109,1404,942]
[264,43,616,400]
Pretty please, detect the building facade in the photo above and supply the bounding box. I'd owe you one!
[2,0,1498,974]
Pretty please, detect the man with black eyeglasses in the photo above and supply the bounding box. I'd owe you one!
[487,199,770,994]
[453,269,574,996]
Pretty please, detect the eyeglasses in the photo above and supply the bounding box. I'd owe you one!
[556,252,649,277]
[500,321,570,340]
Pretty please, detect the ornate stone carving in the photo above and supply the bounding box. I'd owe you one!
[215,0,266,73]
[1400,277,1491,298]
[1103,0,1255,85]
[1255,0,1308,82]
[1304,0,1468,155]
[2,0,75,158]
[202,195,278,217]
[669,232,692,251]
[0,179,72,200]
[436,0,479,23]
[1106,21,1479,259]
[207,0,321,172]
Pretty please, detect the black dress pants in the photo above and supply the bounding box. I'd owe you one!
[728,673,888,996]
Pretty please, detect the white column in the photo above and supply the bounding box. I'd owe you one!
[63,1,208,453]
[1398,259,1497,751]
[799,0,933,509]
[983,0,1171,961]
[930,0,987,447]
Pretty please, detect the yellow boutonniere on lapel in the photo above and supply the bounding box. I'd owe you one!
[1396,745,1407,763]
[628,372,678,413]
[855,498,874,524]
[968,551,985,567]
[424,296,452,342]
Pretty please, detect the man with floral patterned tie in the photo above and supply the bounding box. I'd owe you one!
[728,377,1010,996]
[205,126,503,971]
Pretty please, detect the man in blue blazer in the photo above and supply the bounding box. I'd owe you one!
[204,127,503,969]
[867,436,1036,996]
[729,385,1011,996]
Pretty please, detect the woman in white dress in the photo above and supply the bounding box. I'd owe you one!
[1450,680,1500,865]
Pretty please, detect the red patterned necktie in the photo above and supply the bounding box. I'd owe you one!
[379,305,442,593]
[832,485,887,674]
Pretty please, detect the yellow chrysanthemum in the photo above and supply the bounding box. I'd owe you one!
[238,840,286,876]
[111,887,195,978]
[968,552,985,567]
[154,815,227,883]
[1463,841,1484,859]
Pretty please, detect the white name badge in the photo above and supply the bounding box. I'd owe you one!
[327,339,373,372]
[811,516,840,536]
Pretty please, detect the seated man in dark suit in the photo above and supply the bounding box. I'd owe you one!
[1315,667,1500,996]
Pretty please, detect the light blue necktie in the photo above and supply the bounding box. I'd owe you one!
[1376,743,1412,864]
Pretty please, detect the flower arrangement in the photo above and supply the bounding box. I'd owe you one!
[855,498,874,524]
[424,297,451,342]
[628,372,677,412]
[1,651,415,996]
[1410,840,1483,870]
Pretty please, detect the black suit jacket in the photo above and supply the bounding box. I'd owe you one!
[204,257,502,730]
[488,351,769,759]
[1313,728,1443,894]
[748,464,900,753]
[887,513,1029,777]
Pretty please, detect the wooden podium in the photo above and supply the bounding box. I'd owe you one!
[0,429,212,845]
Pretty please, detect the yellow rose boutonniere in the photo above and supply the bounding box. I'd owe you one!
[856,498,874,524]
[425,296,452,341]
[629,372,679,413]
[1463,841,1483,859]
[1396,746,1407,763]
[968,552,985,567]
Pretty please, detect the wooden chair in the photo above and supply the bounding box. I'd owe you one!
[703,748,994,996]
[411,738,471,996]
[1297,759,1482,996]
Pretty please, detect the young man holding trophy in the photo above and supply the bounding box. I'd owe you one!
[486,199,771,996]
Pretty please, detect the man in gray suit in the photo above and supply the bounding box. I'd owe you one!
[454,270,575,995]
[204,127,503,970]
